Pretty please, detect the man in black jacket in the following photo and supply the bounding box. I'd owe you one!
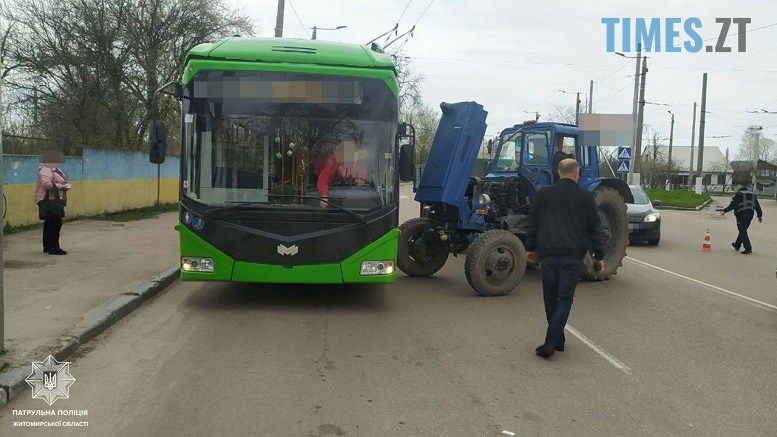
[722,183,763,254]
[552,138,573,182]
[525,159,608,358]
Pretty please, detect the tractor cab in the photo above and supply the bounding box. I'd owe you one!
[488,121,600,191]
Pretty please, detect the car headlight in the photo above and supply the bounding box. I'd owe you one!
[644,212,660,223]
[181,257,214,272]
[478,193,491,207]
[360,260,395,275]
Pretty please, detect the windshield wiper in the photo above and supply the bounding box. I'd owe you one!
[205,201,268,214]
[269,194,369,224]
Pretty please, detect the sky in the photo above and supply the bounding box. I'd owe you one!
[228,0,777,158]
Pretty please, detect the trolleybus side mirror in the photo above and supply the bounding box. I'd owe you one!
[397,123,416,182]
[148,118,167,164]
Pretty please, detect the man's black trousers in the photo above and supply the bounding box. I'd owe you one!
[540,255,584,347]
[733,212,754,252]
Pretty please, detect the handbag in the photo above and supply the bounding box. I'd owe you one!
[38,188,65,220]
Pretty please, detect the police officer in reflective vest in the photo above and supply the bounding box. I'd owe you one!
[722,183,763,254]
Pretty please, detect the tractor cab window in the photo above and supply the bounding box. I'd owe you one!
[552,135,576,158]
[524,133,549,166]
[492,132,523,171]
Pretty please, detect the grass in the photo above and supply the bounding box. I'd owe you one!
[3,202,179,234]
[644,188,711,209]
[95,202,179,222]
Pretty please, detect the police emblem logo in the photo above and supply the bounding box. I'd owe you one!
[25,355,76,405]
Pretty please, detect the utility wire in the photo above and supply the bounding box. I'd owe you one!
[595,58,631,82]
[703,20,777,41]
[287,0,310,38]
[412,0,435,27]
[396,0,413,25]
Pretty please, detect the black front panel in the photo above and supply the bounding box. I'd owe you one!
[183,204,398,266]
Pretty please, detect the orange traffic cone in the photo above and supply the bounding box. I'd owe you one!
[700,228,712,252]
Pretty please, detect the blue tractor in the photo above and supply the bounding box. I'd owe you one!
[397,101,632,296]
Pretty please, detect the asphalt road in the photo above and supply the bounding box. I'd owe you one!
[2,188,775,436]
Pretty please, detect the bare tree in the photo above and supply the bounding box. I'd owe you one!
[546,105,576,124]
[400,101,439,164]
[737,127,775,163]
[3,0,253,152]
[390,52,423,116]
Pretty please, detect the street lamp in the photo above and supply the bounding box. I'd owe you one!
[615,48,646,183]
[311,25,346,40]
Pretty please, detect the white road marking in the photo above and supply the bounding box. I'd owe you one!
[400,195,409,199]
[501,431,516,436]
[626,256,777,312]
[565,325,633,375]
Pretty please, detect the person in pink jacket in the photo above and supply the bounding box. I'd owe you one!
[35,150,71,255]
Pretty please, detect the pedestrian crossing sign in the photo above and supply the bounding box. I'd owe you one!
[617,146,632,160]
[617,160,630,173]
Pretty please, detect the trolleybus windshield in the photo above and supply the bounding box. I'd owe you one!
[181,71,398,213]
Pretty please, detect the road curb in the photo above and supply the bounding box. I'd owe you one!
[654,198,713,211]
[0,264,180,408]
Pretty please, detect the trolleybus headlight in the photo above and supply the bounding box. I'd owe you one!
[360,260,395,275]
[183,211,206,231]
[181,257,214,272]
[644,212,660,223]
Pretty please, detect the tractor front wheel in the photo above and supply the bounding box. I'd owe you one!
[464,230,527,296]
[397,218,449,277]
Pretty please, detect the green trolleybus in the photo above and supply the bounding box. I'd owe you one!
[148,37,415,284]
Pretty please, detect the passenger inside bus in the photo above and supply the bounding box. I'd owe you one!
[315,133,368,207]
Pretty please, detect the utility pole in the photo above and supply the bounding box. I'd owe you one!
[689,102,697,185]
[274,0,285,37]
[628,45,642,184]
[588,80,593,113]
[696,73,708,186]
[667,111,674,188]
[634,56,648,178]
[750,126,763,189]
[575,92,580,125]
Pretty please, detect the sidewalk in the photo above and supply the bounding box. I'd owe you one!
[1,212,179,369]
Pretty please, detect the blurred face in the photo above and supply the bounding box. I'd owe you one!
[41,150,62,168]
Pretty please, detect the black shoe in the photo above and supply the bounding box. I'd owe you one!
[49,248,67,255]
[555,343,565,352]
[741,250,752,254]
[731,243,740,251]
[535,344,555,359]
[43,247,54,253]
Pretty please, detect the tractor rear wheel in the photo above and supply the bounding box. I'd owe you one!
[397,218,448,277]
[464,230,527,296]
[583,187,628,281]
